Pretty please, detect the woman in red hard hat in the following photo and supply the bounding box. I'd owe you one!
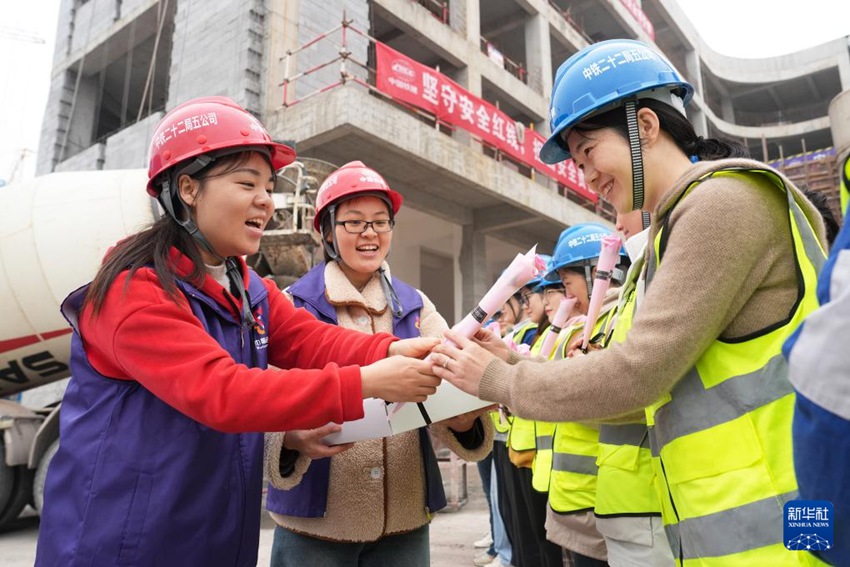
[264,160,493,567]
[35,98,441,567]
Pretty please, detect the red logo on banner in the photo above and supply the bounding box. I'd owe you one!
[375,42,596,202]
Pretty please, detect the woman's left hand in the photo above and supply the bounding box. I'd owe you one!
[432,330,497,397]
[389,336,441,359]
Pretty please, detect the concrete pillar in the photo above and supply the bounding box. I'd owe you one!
[829,89,850,162]
[685,48,704,94]
[459,224,488,316]
[451,0,480,48]
[721,97,735,123]
[689,107,708,138]
[451,67,482,147]
[63,74,99,161]
[524,11,552,101]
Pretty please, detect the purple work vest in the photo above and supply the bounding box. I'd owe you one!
[35,272,271,567]
[265,263,447,518]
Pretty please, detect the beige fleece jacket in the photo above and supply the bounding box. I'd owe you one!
[480,158,826,422]
[266,261,493,542]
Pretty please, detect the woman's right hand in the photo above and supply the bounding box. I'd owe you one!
[361,356,441,402]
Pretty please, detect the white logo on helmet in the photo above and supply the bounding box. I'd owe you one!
[567,233,604,248]
[153,112,219,149]
[359,172,386,187]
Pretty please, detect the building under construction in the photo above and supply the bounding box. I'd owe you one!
[36,0,850,322]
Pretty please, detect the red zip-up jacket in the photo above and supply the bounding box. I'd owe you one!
[79,249,396,432]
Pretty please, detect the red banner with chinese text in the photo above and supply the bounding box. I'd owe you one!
[375,42,597,202]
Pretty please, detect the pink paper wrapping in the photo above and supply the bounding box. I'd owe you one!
[449,247,547,344]
[580,235,622,351]
[538,296,577,359]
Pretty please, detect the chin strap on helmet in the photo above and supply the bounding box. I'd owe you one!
[625,100,645,212]
[225,257,258,328]
[641,211,651,230]
[321,206,341,262]
[583,264,594,298]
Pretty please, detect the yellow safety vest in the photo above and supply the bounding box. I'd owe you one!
[593,252,663,517]
[506,321,539,459]
[491,322,537,442]
[490,409,510,440]
[546,314,612,514]
[841,154,849,218]
[531,324,579,493]
[643,168,827,565]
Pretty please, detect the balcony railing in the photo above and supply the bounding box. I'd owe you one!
[413,0,449,25]
[480,36,527,84]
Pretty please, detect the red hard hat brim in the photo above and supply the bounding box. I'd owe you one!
[146,142,297,197]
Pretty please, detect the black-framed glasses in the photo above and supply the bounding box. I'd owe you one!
[335,219,395,234]
[518,292,536,306]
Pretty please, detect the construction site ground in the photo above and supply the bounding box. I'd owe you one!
[0,459,490,566]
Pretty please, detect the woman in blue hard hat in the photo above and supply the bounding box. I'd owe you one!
[433,39,827,566]
[542,223,628,567]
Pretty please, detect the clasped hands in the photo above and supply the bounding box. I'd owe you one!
[283,329,505,457]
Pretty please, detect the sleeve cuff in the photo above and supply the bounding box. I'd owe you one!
[265,432,313,489]
[479,358,514,406]
[339,366,366,422]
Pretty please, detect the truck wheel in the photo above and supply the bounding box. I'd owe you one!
[0,465,33,530]
[33,439,59,514]
[0,443,14,515]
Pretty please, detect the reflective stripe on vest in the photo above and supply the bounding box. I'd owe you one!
[490,410,510,440]
[644,168,827,564]
[664,491,798,561]
[547,319,606,514]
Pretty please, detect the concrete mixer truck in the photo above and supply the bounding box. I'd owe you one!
[0,158,335,529]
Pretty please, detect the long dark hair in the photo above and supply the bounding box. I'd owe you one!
[572,99,749,161]
[85,151,267,315]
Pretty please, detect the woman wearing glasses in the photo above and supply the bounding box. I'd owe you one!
[264,161,493,567]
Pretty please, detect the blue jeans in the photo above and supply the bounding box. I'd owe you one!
[270,524,430,567]
[476,452,497,556]
[490,458,512,565]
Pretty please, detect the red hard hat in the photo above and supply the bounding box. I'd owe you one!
[313,161,404,231]
[146,96,296,196]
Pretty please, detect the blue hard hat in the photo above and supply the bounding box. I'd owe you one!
[544,223,625,281]
[540,39,694,165]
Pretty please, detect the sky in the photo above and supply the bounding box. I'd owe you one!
[0,1,849,185]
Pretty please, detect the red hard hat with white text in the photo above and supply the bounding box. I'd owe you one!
[313,161,403,231]
[146,96,295,196]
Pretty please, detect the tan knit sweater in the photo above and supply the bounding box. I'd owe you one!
[266,261,493,542]
[479,158,826,422]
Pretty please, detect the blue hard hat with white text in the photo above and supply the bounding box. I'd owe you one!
[540,39,694,164]
[545,224,624,281]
